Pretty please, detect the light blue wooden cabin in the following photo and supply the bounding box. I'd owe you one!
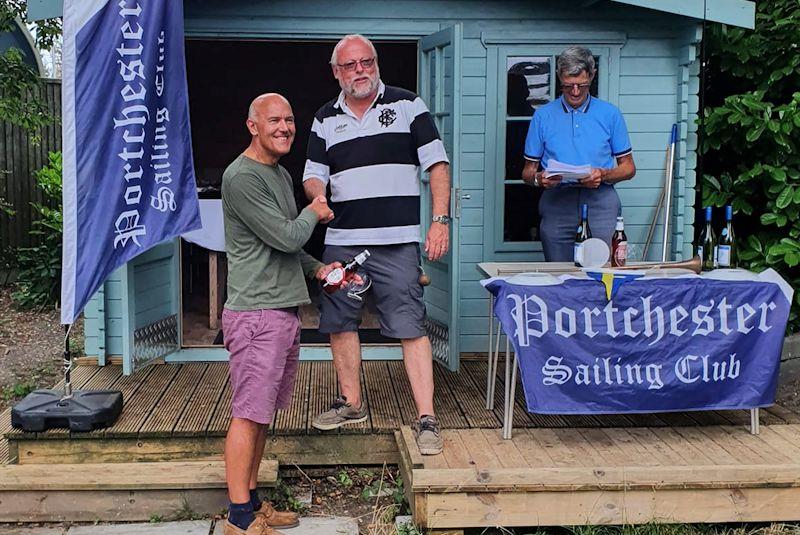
[33,0,755,375]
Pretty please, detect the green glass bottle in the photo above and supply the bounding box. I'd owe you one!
[574,204,591,266]
[697,206,716,271]
[716,205,737,268]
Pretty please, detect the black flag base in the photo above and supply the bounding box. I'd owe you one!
[11,389,123,432]
[11,324,123,432]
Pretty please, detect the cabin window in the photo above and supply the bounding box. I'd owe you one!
[488,45,614,255]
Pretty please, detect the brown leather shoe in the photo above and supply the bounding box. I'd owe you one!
[254,501,300,528]
[222,516,283,534]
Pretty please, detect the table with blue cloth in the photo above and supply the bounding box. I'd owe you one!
[480,267,793,439]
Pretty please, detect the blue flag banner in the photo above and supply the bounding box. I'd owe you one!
[61,0,201,324]
[483,270,793,414]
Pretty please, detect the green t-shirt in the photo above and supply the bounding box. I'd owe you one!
[222,154,323,310]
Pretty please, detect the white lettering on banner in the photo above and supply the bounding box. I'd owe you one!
[113,0,146,248]
[541,353,742,391]
[507,292,779,343]
[112,2,178,248]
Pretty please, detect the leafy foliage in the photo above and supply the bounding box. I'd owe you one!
[701,0,800,331]
[11,151,62,309]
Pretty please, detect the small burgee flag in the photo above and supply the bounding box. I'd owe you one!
[61,0,201,324]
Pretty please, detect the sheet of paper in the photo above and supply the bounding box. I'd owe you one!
[543,159,591,185]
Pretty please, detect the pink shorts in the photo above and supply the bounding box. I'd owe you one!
[222,307,300,425]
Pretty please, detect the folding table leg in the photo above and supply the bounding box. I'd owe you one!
[750,408,760,435]
[486,294,494,410]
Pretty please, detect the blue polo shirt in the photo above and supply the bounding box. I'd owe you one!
[524,95,632,169]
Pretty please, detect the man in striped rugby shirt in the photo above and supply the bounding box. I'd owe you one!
[303,34,451,455]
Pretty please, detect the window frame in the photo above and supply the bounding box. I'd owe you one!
[484,41,622,258]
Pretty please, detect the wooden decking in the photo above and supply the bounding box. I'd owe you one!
[396,425,800,529]
[3,360,800,466]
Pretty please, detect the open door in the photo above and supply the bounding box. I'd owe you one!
[121,239,182,375]
[419,24,462,371]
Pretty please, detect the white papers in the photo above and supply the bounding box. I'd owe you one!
[543,159,591,185]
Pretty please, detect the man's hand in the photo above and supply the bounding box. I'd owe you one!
[315,261,341,281]
[539,173,563,189]
[580,168,605,189]
[309,195,334,223]
[425,221,449,262]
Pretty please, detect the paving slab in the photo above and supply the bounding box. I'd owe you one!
[67,521,211,534]
[0,529,66,534]
[212,516,358,534]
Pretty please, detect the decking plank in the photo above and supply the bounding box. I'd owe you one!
[173,363,229,437]
[439,429,473,470]
[670,426,738,465]
[386,360,419,427]
[0,438,9,465]
[308,360,337,435]
[623,427,686,466]
[273,361,312,435]
[602,428,661,466]
[480,428,528,468]
[765,405,800,424]
[430,364,472,429]
[551,428,605,467]
[139,364,207,437]
[758,426,800,459]
[646,426,717,465]
[460,428,504,469]
[437,363,499,429]
[363,361,403,433]
[513,429,557,468]
[103,364,180,438]
[767,424,800,448]
[462,360,539,428]
[716,425,795,464]
[531,428,587,467]
[207,377,232,437]
[578,428,639,466]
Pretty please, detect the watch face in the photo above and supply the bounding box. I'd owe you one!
[433,215,450,224]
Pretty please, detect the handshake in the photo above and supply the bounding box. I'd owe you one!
[308,195,334,224]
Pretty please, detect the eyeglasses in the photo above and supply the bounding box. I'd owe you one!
[337,57,376,72]
[560,83,591,92]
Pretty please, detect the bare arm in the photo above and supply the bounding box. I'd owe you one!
[303,177,326,201]
[425,162,451,262]
[601,154,636,185]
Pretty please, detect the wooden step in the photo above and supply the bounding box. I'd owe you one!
[0,459,278,523]
[0,459,278,490]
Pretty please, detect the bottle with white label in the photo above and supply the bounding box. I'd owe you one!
[716,205,737,268]
[611,216,627,267]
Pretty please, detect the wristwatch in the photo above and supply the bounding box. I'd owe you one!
[432,214,451,225]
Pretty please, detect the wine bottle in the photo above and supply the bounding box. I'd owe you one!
[574,204,591,266]
[697,206,717,271]
[611,216,628,267]
[322,249,371,293]
[716,205,737,268]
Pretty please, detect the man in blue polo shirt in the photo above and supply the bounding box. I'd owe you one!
[522,46,636,261]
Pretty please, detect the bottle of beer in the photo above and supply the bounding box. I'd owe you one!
[574,204,591,266]
[322,249,371,293]
[697,206,716,271]
[716,205,737,268]
[611,216,628,267]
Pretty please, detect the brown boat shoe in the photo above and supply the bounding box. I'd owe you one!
[222,515,283,534]
[255,501,300,528]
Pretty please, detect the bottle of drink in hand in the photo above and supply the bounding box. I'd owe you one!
[697,206,716,271]
[716,205,737,268]
[611,216,628,267]
[322,250,371,293]
[574,204,592,267]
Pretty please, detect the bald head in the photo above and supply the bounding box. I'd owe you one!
[248,93,291,122]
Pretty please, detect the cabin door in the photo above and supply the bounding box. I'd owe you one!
[419,24,462,371]
[121,239,182,375]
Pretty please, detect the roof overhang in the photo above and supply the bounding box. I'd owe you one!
[29,0,756,29]
[608,0,755,29]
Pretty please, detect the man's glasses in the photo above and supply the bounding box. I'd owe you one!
[337,57,376,72]
[560,82,591,92]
